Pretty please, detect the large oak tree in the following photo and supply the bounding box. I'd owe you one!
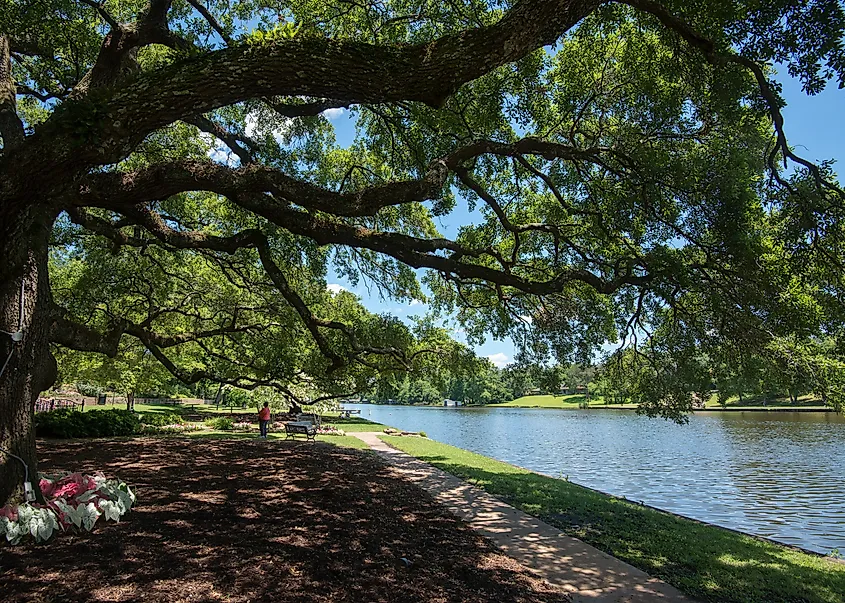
[1,0,843,504]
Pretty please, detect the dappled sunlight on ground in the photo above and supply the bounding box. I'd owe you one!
[0,438,569,602]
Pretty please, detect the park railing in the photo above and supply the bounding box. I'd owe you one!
[34,398,84,413]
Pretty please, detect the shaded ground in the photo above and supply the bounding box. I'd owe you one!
[0,438,568,603]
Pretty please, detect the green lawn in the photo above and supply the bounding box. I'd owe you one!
[488,394,636,409]
[322,416,393,432]
[185,430,370,449]
[703,393,830,410]
[489,394,833,412]
[382,436,845,603]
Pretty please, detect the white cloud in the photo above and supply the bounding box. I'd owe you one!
[486,352,512,368]
[322,107,346,120]
[519,314,533,324]
[409,299,423,306]
[199,132,239,167]
[326,283,347,295]
[245,112,291,145]
[199,132,215,146]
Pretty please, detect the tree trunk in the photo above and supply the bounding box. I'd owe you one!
[126,391,135,411]
[0,207,57,507]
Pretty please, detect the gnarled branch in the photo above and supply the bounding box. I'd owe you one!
[0,36,24,151]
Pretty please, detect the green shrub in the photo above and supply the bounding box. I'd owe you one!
[75,382,103,397]
[204,417,233,430]
[34,409,140,438]
[224,388,251,408]
[139,412,184,427]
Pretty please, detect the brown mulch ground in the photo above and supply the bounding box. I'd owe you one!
[0,438,570,602]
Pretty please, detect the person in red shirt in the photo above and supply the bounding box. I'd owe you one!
[258,402,271,439]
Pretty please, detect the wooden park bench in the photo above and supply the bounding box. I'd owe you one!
[285,421,317,442]
[338,409,361,418]
[295,413,321,427]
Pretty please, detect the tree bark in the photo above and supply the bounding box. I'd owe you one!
[0,206,57,506]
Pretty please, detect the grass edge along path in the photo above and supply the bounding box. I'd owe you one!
[381,436,845,603]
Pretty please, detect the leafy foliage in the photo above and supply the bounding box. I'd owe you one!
[139,412,185,427]
[4,0,845,424]
[34,409,141,439]
[0,472,135,545]
[204,417,234,431]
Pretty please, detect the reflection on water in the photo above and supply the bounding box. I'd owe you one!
[350,404,845,554]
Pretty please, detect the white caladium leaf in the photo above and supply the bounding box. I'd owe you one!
[3,475,137,545]
[5,520,24,545]
[98,500,121,523]
[81,502,101,531]
[36,516,52,542]
[63,502,85,528]
[124,484,136,505]
[29,518,38,539]
[75,489,100,503]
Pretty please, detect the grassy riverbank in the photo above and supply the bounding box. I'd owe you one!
[382,436,845,603]
[487,394,608,408]
[487,393,833,412]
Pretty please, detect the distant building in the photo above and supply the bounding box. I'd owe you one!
[524,388,542,396]
[443,399,462,407]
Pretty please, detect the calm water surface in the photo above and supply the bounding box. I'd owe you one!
[347,404,845,554]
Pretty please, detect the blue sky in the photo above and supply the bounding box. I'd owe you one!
[322,72,845,368]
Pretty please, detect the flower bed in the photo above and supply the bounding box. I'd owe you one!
[232,422,253,431]
[0,472,136,545]
[140,423,207,434]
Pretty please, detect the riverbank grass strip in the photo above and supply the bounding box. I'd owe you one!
[381,436,845,603]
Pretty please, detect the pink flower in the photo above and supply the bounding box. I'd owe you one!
[40,478,55,497]
[53,481,82,500]
[0,504,18,521]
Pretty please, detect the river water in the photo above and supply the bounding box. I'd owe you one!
[346,404,845,554]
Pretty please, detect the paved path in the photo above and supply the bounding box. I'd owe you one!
[352,432,694,603]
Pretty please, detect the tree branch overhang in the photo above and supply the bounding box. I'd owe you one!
[0,0,601,204]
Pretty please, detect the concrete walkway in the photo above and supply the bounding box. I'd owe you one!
[352,432,694,603]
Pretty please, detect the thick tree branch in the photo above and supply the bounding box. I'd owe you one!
[264,98,351,118]
[15,83,65,103]
[7,0,600,195]
[76,138,609,217]
[185,114,256,164]
[141,340,277,388]
[233,193,653,296]
[50,314,125,357]
[68,205,264,252]
[0,36,25,151]
[125,323,260,348]
[71,0,193,99]
[255,240,346,371]
[76,158,450,217]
